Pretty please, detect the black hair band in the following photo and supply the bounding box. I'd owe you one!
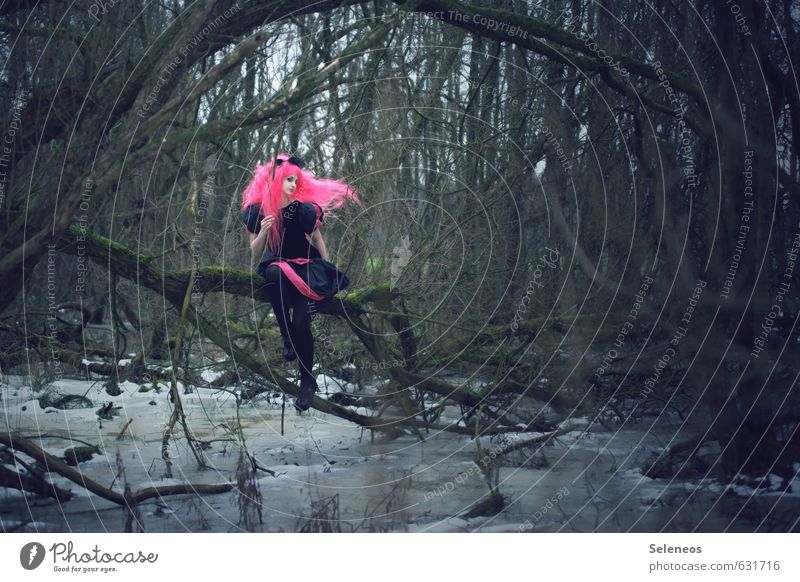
[275,155,306,168]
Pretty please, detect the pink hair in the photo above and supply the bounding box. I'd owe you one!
[241,153,362,254]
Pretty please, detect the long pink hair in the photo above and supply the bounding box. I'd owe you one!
[241,153,362,254]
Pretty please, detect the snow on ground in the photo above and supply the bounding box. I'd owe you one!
[1,375,797,532]
[200,368,225,383]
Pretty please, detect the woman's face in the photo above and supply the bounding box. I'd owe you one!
[283,174,298,198]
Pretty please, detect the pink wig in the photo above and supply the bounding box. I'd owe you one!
[241,153,362,254]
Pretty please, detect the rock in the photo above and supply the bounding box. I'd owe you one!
[37,391,93,410]
[463,490,505,518]
[64,445,100,466]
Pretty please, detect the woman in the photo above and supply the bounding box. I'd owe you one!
[241,153,360,411]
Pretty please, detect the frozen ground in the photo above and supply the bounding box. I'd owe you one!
[1,373,798,533]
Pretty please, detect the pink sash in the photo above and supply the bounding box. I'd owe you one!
[272,258,325,301]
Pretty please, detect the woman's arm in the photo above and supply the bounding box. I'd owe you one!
[310,229,327,261]
[250,215,273,258]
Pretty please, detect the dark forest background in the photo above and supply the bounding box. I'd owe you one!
[1,0,799,530]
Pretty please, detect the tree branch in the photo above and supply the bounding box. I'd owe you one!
[0,432,233,506]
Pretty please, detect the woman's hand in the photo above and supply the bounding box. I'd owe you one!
[250,214,273,258]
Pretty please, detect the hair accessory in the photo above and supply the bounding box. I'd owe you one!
[275,154,306,168]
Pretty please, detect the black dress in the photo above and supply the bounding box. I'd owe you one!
[242,200,350,299]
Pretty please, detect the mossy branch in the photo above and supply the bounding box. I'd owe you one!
[56,225,525,437]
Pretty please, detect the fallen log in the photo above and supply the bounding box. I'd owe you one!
[0,432,233,506]
[0,462,73,502]
[55,226,528,438]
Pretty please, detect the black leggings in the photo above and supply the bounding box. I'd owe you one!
[263,264,315,382]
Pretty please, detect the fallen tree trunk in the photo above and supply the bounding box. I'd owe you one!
[55,226,528,437]
[0,432,233,506]
[0,462,73,502]
[56,225,554,428]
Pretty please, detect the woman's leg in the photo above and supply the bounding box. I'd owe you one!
[263,265,296,355]
[290,295,316,384]
[265,265,316,410]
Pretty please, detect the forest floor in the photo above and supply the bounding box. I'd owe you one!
[2,371,798,533]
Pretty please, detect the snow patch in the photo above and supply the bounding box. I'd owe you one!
[201,368,225,383]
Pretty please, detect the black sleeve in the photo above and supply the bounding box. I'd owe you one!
[312,202,324,226]
[242,204,264,234]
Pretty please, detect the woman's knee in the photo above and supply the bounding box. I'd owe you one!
[263,264,282,285]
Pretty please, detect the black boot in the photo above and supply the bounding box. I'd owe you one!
[294,376,317,412]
